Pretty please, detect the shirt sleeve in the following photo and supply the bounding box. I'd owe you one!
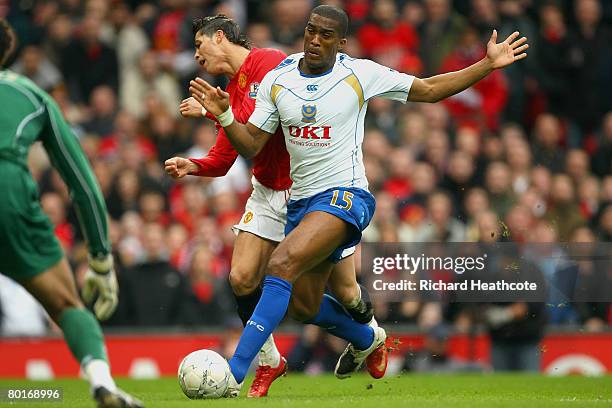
[354,59,415,103]
[189,128,238,177]
[247,71,280,134]
[39,97,111,257]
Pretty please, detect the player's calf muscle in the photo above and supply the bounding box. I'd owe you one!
[329,257,360,304]
[288,296,320,321]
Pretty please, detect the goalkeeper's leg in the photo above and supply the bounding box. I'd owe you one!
[22,257,143,408]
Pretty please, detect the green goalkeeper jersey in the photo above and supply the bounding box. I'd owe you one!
[0,70,110,268]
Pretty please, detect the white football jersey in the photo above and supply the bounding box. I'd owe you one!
[249,52,415,200]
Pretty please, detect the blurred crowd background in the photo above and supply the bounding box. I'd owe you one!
[1,0,612,372]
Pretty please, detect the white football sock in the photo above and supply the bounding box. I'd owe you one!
[258,334,281,367]
[83,359,116,392]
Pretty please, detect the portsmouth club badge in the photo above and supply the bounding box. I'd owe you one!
[301,104,317,123]
[249,82,259,98]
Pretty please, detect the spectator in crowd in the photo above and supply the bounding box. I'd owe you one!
[477,212,547,372]
[357,0,420,72]
[82,85,118,137]
[592,112,612,177]
[569,226,609,332]
[485,161,516,218]
[61,15,119,103]
[544,174,586,241]
[117,222,200,326]
[121,50,182,118]
[411,190,466,242]
[531,113,566,173]
[41,192,74,253]
[419,0,467,75]
[10,44,62,91]
[536,1,571,119]
[566,0,612,134]
[439,25,508,131]
[440,150,477,217]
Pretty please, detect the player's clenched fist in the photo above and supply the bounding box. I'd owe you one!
[179,97,205,118]
[164,156,199,178]
[82,254,119,321]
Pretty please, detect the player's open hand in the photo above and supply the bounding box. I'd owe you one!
[164,156,198,178]
[179,97,205,118]
[189,77,230,117]
[82,254,118,321]
[486,30,528,70]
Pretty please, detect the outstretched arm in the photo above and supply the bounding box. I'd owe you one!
[189,78,272,159]
[408,30,528,103]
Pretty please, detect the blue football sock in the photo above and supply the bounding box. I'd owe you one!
[228,276,292,383]
[305,293,374,350]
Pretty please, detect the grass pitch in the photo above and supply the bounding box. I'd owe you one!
[1,374,611,407]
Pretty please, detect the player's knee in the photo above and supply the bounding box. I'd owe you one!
[288,297,320,322]
[47,290,83,322]
[229,265,260,296]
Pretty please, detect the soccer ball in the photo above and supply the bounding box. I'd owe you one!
[178,349,231,399]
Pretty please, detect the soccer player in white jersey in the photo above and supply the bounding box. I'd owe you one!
[190,5,529,395]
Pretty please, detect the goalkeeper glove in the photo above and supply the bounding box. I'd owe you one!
[82,254,119,321]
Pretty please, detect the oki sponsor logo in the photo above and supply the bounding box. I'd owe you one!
[288,125,332,139]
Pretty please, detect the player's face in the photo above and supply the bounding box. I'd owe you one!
[302,14,346,74]
[193,31,225,76]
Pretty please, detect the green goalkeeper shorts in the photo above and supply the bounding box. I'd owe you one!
[0,160,63,281]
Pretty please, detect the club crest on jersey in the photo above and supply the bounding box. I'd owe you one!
[249,82,259,98]
[238,73,248,89]
[301,105,317,123]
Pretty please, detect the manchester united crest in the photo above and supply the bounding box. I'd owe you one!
[238,73,248,89]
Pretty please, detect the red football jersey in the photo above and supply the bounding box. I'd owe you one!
[190,48,292,191]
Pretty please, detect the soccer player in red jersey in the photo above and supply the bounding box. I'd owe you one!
[164,15,378,397]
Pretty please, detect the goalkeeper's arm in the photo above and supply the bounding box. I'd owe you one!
[39,97,118,320]
[39,97,111,259]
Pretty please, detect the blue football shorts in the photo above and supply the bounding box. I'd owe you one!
[285,187,376,263]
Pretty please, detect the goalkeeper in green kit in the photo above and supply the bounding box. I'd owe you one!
[0,20,142,408]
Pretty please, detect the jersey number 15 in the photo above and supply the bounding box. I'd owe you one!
[330,190,354,211]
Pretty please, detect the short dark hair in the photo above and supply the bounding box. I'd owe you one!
[192,15,251,49]
[311,5,349,37]
[0,19,15,68]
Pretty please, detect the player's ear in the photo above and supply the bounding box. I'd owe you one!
[215,29,224,44]
[338,37,347,52]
